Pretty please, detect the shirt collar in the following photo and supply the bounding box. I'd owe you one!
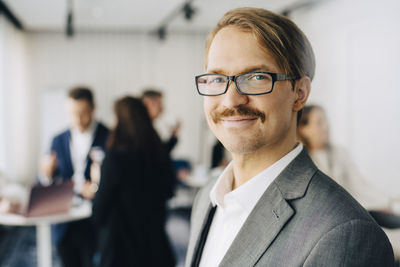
[71,120,97,138]
[209,143,303,213]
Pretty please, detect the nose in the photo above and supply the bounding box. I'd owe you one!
[220,81,249,108]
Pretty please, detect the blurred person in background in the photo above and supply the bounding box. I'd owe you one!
[297,104,390,210]
[298,104,400,260]
[141,89,180,154]
[92,96,175,267]
[211,140,227,169]
[39,86,109,267]
[210,140,231,172]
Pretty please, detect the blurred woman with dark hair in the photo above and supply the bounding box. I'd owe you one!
[92,96,175,267]
[297,104,389,210]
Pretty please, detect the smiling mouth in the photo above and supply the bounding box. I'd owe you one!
[221,116,257,122]
[220,116,258,127]
[211,105,266,123]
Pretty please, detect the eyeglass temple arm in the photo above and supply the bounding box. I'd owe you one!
[276,73,299,81]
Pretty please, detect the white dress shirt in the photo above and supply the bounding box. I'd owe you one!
[199,143,303,267]
[70,121,97,193]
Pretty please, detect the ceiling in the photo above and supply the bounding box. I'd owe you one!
[2,0,306,33]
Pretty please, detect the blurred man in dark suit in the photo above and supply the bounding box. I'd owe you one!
[40,86,109,267]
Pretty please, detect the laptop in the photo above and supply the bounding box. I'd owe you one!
[23,180,74,217]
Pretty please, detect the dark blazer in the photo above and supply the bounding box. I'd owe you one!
[164,135,178,154]
[51,122,109,244]
[185,148,394,267]
[92,149,176,267]
[50,122,109,181]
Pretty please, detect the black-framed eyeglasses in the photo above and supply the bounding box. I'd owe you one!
[195,72,298,96]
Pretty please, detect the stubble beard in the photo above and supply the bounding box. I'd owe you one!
[210,120,267,155]
[208,105,268,154]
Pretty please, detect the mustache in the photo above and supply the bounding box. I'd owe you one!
[211,105,266,123]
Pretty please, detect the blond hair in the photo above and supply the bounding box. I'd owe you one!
[205,8,315,80]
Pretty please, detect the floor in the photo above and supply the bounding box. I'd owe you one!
[1,220,399,267]
[0,211,190,267]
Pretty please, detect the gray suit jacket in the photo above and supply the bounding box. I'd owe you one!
[185,149,394,266]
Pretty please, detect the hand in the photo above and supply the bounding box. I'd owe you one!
[39,152,58,178]
[81,181,98,200]
[90,162,101,185]
[0,198,22,214]
[177,169,190,182]
[171,120,181,137]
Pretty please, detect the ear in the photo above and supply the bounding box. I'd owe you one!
[293,76,311,112]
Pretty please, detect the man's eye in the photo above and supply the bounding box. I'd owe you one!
[210,77,225,83]
[249,74,268,80]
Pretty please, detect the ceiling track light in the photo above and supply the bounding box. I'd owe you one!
[280,0,325,17]
[157,27,166,40]
[0,1,24,30]
[152,0,196,41]
[183,3,195,21]
[66,0,74,37]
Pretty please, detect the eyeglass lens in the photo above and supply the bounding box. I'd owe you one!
[197,72,274,95]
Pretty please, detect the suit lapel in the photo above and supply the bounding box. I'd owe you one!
[90,122,104,148]
[219,183,294,266]
[85,122,109,179]
[186,179,217,267]
[219,149,317,267]
[64,130,74,178]
[84,123,101,179]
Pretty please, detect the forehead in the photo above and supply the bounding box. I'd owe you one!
[67,98,92,111]
[146,96,162,105]
[206,26,280,75]
[310,108,326,120]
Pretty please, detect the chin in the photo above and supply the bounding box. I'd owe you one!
[78,126,89,132]
[221,137,265,155]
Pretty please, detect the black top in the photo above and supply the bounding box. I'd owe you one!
[92,149,176,267]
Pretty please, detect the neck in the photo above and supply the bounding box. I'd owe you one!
[309,143,329,151]
[231,133,297,190]
[74,120,94,134]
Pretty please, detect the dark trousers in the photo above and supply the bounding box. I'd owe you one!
[57,218,97,267]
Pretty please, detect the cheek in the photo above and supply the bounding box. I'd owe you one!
[203,98,215,120]
[312,126,322,139]
[82,112,92,123]
[268,91,296,123]
[84,115,91,123]
[71,114,80,123]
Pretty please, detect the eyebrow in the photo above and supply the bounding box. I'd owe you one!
[206,64,277,75]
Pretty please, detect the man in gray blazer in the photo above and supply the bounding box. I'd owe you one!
[186,7,394,267]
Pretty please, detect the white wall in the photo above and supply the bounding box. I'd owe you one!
[0,18,5,176]
[0,17,33,183]
[5,0,400,191]
[29,31,211,173]
[292,0,400,196]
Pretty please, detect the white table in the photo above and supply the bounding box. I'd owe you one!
[0,200,92,267]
